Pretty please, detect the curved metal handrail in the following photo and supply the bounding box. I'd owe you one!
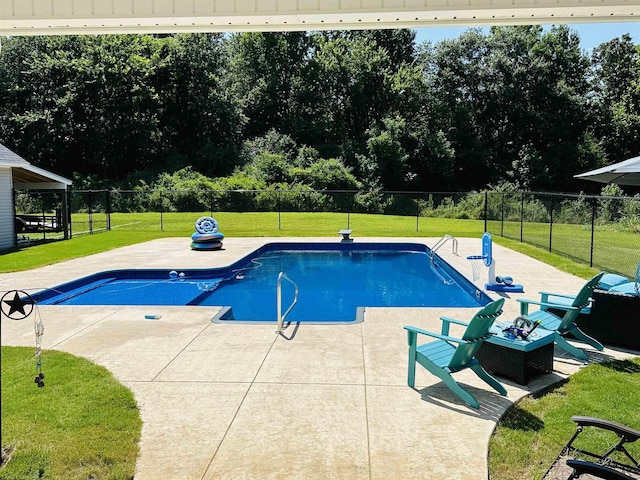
[431,234,458,259]
[276,272,299,333]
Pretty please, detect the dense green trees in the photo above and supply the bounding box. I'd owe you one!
[591,34,640,165]
[421,26,597,191]
[0,27,638,194]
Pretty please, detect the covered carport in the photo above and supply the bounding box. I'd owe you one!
[0,143,72,251]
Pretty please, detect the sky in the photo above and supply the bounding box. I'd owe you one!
[413,22,640,51]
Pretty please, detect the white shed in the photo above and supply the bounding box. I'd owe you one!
[0,143,72,251]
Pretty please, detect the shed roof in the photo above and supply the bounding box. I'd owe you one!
[0,143,72,190]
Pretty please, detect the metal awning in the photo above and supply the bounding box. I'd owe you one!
[574,156,640,186]
[1,0,639,36]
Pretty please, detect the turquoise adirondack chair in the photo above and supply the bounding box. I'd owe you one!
[517,272,605,361]
[404,298,507,409]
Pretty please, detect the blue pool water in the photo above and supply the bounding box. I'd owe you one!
[36,242,491,323]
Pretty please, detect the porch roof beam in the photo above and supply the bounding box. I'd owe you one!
[1,0,638,36]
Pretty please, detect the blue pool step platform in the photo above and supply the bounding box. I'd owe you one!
[486,282,524,293]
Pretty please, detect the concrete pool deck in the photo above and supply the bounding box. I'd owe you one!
[1,236,637,479]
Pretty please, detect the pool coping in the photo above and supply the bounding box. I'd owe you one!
[211,304,368,325]
[1,236,637,480]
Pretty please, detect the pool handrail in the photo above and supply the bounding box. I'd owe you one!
[276,271,299,333]
[431,235,458,259]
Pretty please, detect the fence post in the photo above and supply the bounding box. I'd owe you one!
[549,194,554,253]
[88,190,93,235]
[41,194,46,241]
[277,190,281,231]
[483,191,488,233]
[106,190,111,231]
[68,189,73,238]
[62,187,70,239]
[160,190,164,232]
[590,197,597,267]
[520,191,524,242]
[500,192,505,237]
[348,191,352,229]
[415,197,420,232]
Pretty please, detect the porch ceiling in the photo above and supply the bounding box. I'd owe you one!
[1,0,638,36]
[12,165,72,190]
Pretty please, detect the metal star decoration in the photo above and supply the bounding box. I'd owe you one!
[1,290,34,320]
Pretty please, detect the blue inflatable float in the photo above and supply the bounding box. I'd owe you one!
[191,240,223,250]
[191,216,224,250]
[195,216,218,234]
[191,232,224,242]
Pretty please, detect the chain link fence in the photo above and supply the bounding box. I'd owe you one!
[485,191,640,278]
[14,188,640,278]
[64,189,476,235]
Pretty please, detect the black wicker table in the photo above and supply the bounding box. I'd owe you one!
[579,289,640,351]
[477,325,555,385]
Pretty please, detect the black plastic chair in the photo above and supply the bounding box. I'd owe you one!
[562,416,640,472]
[544,416,640,479]
[566,459,636,480]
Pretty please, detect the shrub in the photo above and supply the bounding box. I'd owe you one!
[261,183,328,212]
[598,184,626,223]
[557,194,592,224]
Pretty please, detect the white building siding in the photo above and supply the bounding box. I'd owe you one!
[0,167,15,251]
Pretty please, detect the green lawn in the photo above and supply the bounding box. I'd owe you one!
[73,211,485,237]
[489,358,640,479]
[492,220,640,279]
[1,347,141,480]
[4,212,602,278]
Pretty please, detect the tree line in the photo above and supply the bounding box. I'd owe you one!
[1,26,638,195]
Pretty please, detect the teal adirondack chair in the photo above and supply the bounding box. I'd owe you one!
[517,272,605,361]
[404,298,507,409]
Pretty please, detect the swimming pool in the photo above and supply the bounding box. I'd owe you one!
[36,242,491,323]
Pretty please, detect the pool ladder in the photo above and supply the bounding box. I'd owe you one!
[430,235,458,285]
[431,235,458,260]
[276,272,299,334]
